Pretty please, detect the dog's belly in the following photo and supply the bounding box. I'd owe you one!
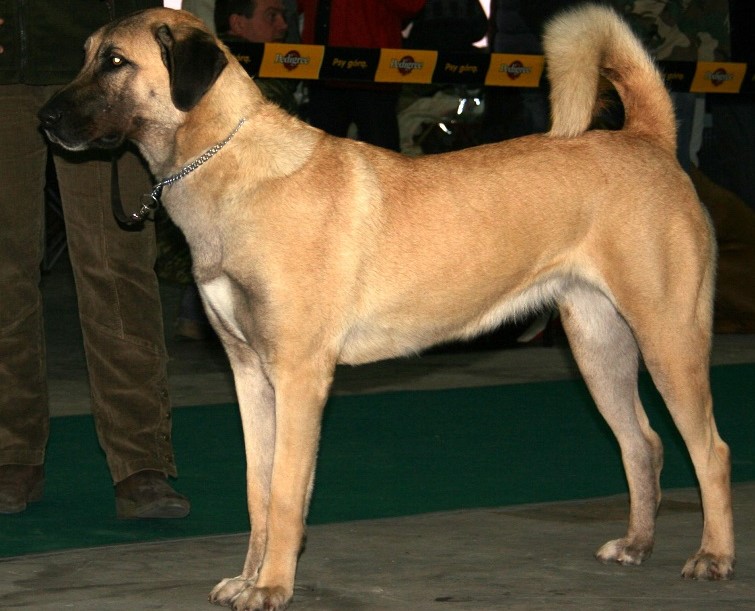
[338,275,570,365]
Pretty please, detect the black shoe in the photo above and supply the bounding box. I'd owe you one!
[0,465,44,514]
[115,470,190,519]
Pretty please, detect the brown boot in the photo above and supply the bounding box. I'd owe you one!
[0,465,44,514]
[115,470,190,519]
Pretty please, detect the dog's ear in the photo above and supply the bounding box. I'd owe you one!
[155,24,228,112]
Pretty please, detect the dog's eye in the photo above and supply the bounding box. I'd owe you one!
[104,51,129,70]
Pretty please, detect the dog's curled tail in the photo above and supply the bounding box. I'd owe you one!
[543,4,676,153]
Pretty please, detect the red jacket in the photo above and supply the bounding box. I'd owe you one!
[298,0,426,48]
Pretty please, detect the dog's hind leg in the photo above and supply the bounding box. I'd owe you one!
[209,346,277,608]
[559,284,664,566]
[634,313,734,580]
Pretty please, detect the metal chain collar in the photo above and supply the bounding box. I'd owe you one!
[132,117,247,222]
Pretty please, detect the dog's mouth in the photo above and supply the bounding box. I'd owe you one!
[41,129,87,152]
[92,132,126,149]
[42,125,125,152]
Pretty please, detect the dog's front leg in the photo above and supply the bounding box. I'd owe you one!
[228,356,333,611]
[210,348,276,608]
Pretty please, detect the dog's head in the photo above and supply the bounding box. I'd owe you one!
[38,8,228,151]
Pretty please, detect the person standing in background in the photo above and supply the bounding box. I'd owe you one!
[215,0,299,114]
[188,0,300,41]
[216,0,288,43]
[297,0,426,151]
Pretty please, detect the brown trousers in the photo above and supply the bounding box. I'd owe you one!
[0,84,176,483]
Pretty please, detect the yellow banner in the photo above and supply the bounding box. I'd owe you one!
[375,49,437,84]
[259,43,324,80]
[485,54,544,88]
[690,62,747,93]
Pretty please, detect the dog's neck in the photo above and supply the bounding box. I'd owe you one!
[131,59,254,174]
[124,117,248,224]
[138,114,246,178]
[138,62,320,198]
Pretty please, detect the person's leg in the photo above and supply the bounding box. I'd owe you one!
[0,84,49,512]
[0,85,51,466]
[52,145,176,483]
[176,283,213,340]
[53,145,189,517]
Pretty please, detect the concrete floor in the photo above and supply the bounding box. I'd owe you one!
[2,258,755,609]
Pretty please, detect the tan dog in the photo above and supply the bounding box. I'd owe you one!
[39,4,734,609]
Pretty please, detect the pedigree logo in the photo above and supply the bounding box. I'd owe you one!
[707,67,734,85]
[259,43,324,80]
[486,54,544,88]
[499,60,531,79]
[376,49,437,84]
[391,56,424,75]
[275,50,309,71]
[691,61,746,94]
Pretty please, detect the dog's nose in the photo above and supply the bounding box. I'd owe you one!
[37,106,63,127]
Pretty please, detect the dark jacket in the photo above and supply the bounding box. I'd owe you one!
[0,0,159,85]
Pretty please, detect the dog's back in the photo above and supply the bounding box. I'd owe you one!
[543,4,677,155]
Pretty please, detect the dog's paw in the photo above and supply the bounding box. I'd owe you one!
[595,538,652,566]
[231,585,292,611]
[682,550,735,580]
[209,577,292,611]
[209,576,253,607]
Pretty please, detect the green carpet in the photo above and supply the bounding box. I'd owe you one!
[2,363,753,558]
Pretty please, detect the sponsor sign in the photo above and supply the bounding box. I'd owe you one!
[375,49,438,84]
[660,60,696,93]
[433,51,490,85]
[229,42,750,94]
[259,43,325,80]
[227,40,265,75]
[485,54,544,88]
[320,46,380,83]
[690,62,746,94]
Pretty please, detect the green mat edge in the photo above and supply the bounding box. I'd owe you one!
[1,362,753,558]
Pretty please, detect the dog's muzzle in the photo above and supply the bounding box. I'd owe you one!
[37,106,68,145]
[38,90,124,151]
